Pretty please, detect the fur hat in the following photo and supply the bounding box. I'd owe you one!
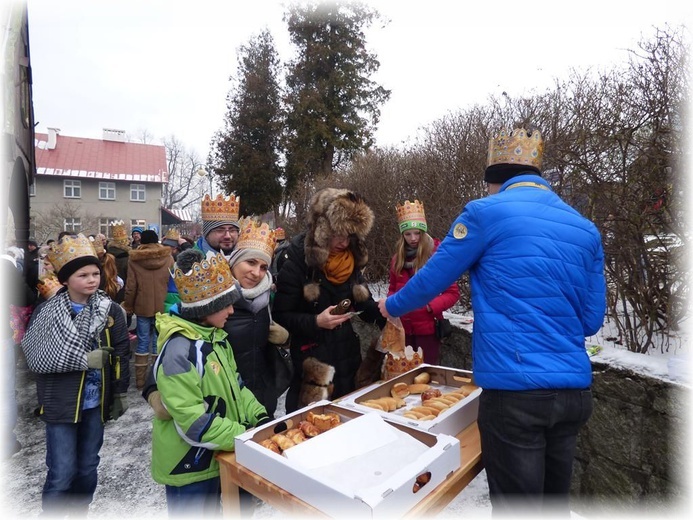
[303,188,374,303]
[173,249,240,321]
[299,357,335,407]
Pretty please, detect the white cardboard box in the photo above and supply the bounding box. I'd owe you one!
[234,401,460,518]
[337,364,482,436]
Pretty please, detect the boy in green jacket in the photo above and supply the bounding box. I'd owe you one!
[150,249,269,516]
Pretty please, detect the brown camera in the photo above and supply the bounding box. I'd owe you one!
[329,299,351,315]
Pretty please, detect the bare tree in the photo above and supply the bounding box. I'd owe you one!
[162,135,209,217]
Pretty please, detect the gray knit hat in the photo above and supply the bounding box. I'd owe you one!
[173,249,240,320]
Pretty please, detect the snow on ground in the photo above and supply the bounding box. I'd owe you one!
[2,298,688,518]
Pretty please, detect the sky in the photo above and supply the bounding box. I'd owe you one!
[26,0,691,159]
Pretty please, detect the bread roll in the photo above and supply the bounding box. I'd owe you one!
[270,434,296,452]
[408,383,431,394]
[413,372,430,384]
[391,382,410,399]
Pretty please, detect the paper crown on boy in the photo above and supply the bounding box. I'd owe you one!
[47,233,102,283]
[172,249,240,320]
[484,127,544,184]
[201,194,241,237]
[274,227,286,241]
[395,199,427,234]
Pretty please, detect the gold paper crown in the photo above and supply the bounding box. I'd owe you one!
[201,194,240,222]
[382,346,424,381]
[90,236,105,256]
[395,199,427,233]
[274,227,286,241]
[236,218,276,258]
[487,128,543,169]
[47,233,97,274]
[109,220,131,247]
[173,253,236,306]
[37,273,62,300]
[164,228,180,242]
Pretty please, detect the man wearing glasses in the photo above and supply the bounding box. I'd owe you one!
[194,194,241,261]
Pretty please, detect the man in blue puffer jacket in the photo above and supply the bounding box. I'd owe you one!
[379,127,606,516]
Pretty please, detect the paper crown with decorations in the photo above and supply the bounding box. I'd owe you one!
[90,235,105,256]
[487,128,543,170]
[396,199,427,234]
[47,233,98,275]
[201,193,240,222]
[162,227,180,247]
[235,218,276,260]
[37,273,62,300]
[274,227,286,241]
[173,252,239,319]
[109,220,131,248]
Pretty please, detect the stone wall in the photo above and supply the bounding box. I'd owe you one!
[354,320,690,514]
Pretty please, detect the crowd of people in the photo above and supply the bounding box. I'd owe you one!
[2,126,606,518]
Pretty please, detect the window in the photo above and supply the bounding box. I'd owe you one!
[131,219,146,230]
[64,180,81,198]
[64,218,81,234]
[130,184,146,202]
[98,218,113,237]
[99,182,116,200]
[29,182,35,196]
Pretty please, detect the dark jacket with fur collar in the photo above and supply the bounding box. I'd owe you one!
[274,189,386,412]
[122,243,174,317]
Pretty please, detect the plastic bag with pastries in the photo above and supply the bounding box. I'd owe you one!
[378,317,405,354]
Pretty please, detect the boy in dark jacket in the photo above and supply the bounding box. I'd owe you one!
[21,233,130,516]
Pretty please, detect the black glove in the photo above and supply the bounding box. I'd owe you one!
[111,393,128,420]
[86,347,114,369]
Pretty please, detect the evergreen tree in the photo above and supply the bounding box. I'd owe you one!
[209,30,283,217]
[283,0,391,199]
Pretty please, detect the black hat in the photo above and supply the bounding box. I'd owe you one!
[140,230,159,244]
[58,256,102,284]
[483,164,541,184]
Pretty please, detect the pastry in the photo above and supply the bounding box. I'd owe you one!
[380,320,405,353]
[307,411,341,432]
[413,372,430,384]
[270,433,296,452]
[298,420,321,438]
[259,438,281,454]
[329,299,351,315]
[421,388,442,402]
[285,428,307,444]
[391,382,410,399]
[408,383,431,394]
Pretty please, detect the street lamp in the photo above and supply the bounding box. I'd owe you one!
[196,167,213,197]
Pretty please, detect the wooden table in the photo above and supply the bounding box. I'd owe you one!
[216,421,483,518]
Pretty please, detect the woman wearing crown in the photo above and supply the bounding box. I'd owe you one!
[149,249,269,516]
[223,218,290,419]
[20,233,131,516]
[387,199,460,365]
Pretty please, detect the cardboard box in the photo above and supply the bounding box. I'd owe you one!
[337,364,482,436]
[234,401,460,518]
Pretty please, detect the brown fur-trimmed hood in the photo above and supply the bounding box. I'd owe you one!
[126,243,173,270]
[304,188,374,271]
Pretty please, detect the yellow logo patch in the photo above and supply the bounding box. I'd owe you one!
[453,223,468,239]
[107,316,115,327]
[210,361,221,375]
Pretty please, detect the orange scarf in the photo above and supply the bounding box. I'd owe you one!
[324,250,354,285]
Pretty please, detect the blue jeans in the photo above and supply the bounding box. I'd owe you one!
[42,407,104,515]
[135,315,158,355]
[478,388,593,517]
[165,477,221,517]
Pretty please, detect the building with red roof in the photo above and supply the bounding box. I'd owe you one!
[31,128,174,242]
